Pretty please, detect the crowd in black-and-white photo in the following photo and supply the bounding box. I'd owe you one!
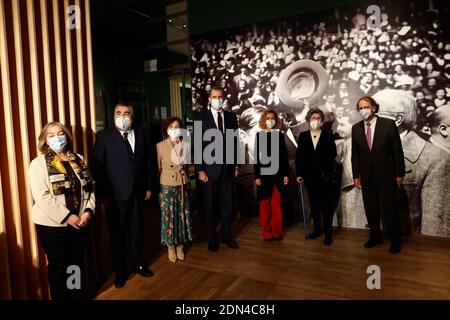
[190,0,450,237]
[191,1,449,139]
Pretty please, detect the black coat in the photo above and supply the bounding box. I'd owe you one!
[93,126,152,201]
[295,129,337,184]
[254,131,289,200]
[351,116,405,186]
[195,109,240,182]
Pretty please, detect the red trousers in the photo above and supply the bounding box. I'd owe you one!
[259,186,283,239]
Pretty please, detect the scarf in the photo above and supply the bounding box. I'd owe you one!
[45,150,94,196]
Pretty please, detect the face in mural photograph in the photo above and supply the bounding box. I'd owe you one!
[190,0,450,237]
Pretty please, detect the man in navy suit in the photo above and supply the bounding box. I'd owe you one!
[94,103,153,288]
[197,86,240,252]
[351,96,405,254]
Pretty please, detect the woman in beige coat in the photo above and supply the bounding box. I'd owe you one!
[28,122,95,300]
[157,117,192,262]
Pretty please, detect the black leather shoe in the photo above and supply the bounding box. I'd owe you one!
[323,237,333,246]
[114,275,127,289]
[272,237,283,241]
[208,240,219,252]
[364,238,383,248]
[221,239,239,249]
[308,230,323,240]
[136,264,154,277]
[389,243,401,254]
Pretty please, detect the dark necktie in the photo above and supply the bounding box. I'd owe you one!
[217,111,224,134]
[123,132,133,154]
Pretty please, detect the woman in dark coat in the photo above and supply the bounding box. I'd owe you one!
[254,110,290,240]
[296,108,337,245]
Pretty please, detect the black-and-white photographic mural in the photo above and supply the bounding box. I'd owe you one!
[190,0,450,237]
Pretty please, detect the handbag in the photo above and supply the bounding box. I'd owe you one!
[321,159,343,185]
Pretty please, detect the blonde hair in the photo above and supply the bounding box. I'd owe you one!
[38,122,73,154]
[258,110,281,130]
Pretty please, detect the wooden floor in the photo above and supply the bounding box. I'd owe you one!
[96,218,450,300]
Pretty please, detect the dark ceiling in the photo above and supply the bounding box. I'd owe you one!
[91,0,188,75]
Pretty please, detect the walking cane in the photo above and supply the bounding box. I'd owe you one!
[298,181,308,239]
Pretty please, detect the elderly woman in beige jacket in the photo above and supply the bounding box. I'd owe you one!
[28,122,95,300]
[157,117,192,262]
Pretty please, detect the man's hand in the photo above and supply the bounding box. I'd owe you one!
[144,190,152,201]
[284,176,289,185]
[77,212,92,228]
[354,178,361,189]
[199,171,208,183]
[296,176,303,184]
[396,177,404,189]
[67,214,80,230]
[255,179,262,186]
[235,167,240,178]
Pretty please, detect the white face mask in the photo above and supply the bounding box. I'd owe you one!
[309,119,322,130]
[48,135,67,153]
[115,115,132,131]
[359,108,373,120]
[168,128,181,140]
[266,119,276,129]
[211,98,224,110]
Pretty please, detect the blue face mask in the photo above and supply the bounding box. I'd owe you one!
[211,98,224,110]
[48,135,67,153]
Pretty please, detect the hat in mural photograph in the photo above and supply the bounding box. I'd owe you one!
[373,28,382,37]
[275,59,329,110]
[348,70,360,81]
[397,25,411,36]
[394,75,414,88]
[377,32,390,43]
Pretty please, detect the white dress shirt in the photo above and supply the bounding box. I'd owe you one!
[310,129,322,150]
[211,108,225,131]
[119,128,135,153]
[364,116,377,147]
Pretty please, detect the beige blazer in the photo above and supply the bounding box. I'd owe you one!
[156,138,189,186]
[28,154,96,227]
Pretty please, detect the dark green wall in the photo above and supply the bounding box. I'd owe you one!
[188,0,360,36]
[91,0,172,128]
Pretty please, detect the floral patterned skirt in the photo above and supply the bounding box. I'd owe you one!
[159,184,193,246]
